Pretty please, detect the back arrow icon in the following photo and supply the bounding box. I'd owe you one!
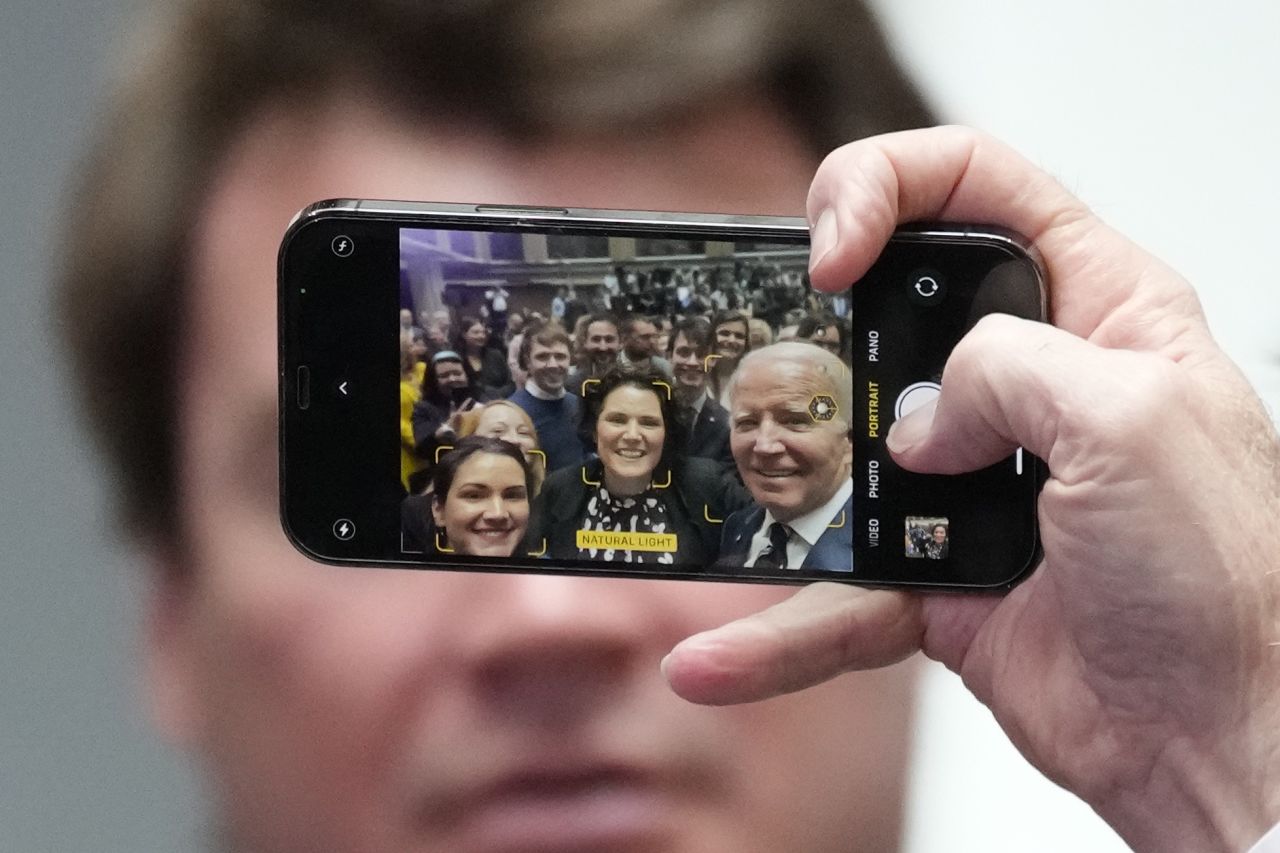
[338,381,349,396]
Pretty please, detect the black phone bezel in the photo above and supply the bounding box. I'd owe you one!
[279,201,1045,590]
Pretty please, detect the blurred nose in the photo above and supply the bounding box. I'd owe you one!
[455,574,668,725]
[622,419,641,441]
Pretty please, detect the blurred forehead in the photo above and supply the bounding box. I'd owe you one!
[479,404,524,427]
[181,91,813,483]
[530,339,569,356]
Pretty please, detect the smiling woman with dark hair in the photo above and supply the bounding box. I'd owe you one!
[527,364,748,565]
[430,436,533,557]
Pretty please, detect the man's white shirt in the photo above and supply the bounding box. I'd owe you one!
[524,378,565,400]
[745,479,853,569]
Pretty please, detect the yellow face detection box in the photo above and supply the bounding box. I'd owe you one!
[576,530,679,552]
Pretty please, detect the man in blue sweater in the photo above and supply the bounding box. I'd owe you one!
[508,321,584,472]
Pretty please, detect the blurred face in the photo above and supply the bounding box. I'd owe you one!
[527,339,570,394]
[714,320,748,359]
[932,526,947,544]
[670,331,706,394]
[748,322,771,350]
[399,309,413,328]
[426,322,450,348]
[473,405,536,456]
[464,322,488,350]
[434,359,468,392]
[583,320,620,368]
[154,93,911,853]
[656,320,672,354]
[729,356,852,523]
[597,384,666,495]
[807,324,842,355]
[432,452,529,557]
[624,320,659,360]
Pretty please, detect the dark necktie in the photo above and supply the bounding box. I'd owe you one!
[754,522,791,569]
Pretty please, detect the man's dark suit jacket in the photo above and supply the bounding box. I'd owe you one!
[683,396,734,469]
[717,495,854,573]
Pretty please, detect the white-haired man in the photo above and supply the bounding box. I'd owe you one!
[720,342,853,572]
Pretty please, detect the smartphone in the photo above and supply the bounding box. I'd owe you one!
[279,201,1045,589]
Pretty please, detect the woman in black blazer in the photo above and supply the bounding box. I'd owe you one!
[526,364,748,566]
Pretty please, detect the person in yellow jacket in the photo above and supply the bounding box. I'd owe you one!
[399,333,428,490]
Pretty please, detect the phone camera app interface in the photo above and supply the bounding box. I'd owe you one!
[852,243,1041,585]
[395,226,855,576]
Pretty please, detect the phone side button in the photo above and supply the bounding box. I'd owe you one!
[296,366,311,410]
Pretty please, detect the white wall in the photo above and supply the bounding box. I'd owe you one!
[866,3,1280,850]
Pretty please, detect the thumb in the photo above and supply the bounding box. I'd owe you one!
[885,313,1112,475]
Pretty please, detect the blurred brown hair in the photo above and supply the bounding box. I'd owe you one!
[58,0,931,543]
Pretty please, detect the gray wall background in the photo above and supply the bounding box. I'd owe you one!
[2,1,204,851]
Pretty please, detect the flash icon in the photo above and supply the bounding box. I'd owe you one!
[331,235,355,257]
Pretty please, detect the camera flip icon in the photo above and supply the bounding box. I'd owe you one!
[808,394,838,422]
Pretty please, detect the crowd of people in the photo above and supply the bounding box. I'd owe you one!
[398,274,855,571]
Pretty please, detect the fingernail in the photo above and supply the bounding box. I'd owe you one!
[809,207,838,273]
[886,398,937,453]
[661,634,715,678]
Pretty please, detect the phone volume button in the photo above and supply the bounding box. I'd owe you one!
[297,366,311,410]
[473,204,570,216]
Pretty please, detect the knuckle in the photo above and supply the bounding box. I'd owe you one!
[945,314,1020,383]
[1079,354,1191,451]
[1114,356,1188,427]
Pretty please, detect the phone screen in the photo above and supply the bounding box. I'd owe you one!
[280,203,1042,588]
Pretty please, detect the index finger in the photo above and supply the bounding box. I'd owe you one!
[805,126,1193,340]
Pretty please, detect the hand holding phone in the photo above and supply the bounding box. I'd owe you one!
[665,126,1280,853]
